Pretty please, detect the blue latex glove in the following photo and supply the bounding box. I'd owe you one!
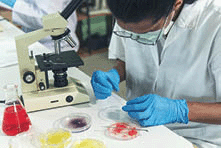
[1,0,16,7]
[91,69,120,99]
[122,94,189,127]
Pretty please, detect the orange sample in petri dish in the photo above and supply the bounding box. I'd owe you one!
[107,122,139,140]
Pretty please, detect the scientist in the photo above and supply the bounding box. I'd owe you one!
[91,0,221,147]
[8,0,79,52]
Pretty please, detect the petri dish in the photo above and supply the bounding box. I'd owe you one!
[98,106,130,122]
[38,128,72,148]
[54,113,91,133]
[106,122,139,140]
[71,138,106,148]
[98,106,139,125]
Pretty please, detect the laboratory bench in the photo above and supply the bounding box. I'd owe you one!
[0,16,194,148]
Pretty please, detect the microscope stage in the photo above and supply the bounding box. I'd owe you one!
[35,50,84,71]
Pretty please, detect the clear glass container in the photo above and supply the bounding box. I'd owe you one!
[1,84,32,136]
[8,128,37,148]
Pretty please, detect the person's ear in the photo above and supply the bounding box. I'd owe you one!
[174,0,183,11]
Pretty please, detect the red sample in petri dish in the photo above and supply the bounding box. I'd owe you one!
[107,122,139,140]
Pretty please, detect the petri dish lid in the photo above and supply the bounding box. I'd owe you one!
[105,122,139,140]
[54,113,92,133]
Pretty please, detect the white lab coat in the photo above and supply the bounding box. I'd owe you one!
[109,0,221,147]
[12,0,79,52]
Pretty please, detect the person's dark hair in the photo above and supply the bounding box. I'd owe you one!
[107,0,197,23]
[185,0,196,4]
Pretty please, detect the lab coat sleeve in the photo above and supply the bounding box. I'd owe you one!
[209,26,221,102]
[12,0,46,30]
[108,23,126,62]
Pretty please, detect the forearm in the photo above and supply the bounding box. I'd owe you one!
[187,101,221,124]
[113,59,126,82]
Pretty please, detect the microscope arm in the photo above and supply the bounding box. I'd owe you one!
[15,29,49,93]
[15,13,68,93]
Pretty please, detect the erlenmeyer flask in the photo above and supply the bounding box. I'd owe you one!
[2,84,32,136]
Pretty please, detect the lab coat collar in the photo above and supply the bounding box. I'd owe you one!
[163,0,213,49]
[176,0,213,29]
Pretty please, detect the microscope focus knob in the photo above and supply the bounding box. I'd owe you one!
[39,82,46,90]
[66,95,74,103]
[23,71,35,84]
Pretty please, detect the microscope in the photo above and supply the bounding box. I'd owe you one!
[15,0,90,112]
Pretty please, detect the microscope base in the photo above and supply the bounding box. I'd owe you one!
[22,77,90,112]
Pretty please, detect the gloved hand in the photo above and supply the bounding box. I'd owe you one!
[91,69,120,99]
[122,94,189,127]
[1,0,16,7]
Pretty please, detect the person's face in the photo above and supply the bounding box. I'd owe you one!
[116,0,183,34]
[114,11,174,45]
[117,13,172,34]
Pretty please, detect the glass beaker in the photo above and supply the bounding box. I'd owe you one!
[2,84,32,136]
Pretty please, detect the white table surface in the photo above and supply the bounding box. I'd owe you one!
[0,16,194,148]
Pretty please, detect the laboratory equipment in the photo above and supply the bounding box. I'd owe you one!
[2,84,32,136]
[15,0,90,112]
[54,113,91,133]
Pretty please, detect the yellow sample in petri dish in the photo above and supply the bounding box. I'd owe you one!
[72,139,106,148]
[39,128,72,148]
